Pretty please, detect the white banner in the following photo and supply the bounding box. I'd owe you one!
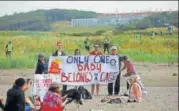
[48,55,119,85]
[32,55,119,99]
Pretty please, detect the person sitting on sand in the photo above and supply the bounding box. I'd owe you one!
[24,79,36,111]
[4,78,26,111]
[41,82,68,111]
[128,75,142,103]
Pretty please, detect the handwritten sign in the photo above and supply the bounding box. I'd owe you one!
[32,55,119,99]
[48,55,119,85]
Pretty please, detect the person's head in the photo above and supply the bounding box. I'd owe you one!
[57,41,63,51]
[129,75,138,85]
[38,53,45,62]
[94,44,99,51]
[48,82,60,94]
[111,46,117,54]
[122,55,128,62]
[24,78,33,91]
[8,41,11,44]
[15,78,26,91]
[74,49,81,55]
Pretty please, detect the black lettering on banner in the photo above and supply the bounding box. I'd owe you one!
[94,55,100,63]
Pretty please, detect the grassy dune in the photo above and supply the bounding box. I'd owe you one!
[0,27,178,69]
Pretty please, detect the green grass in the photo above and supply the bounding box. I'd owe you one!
[0,27,178,69]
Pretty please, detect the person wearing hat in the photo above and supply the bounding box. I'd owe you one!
[5,41,13,56]
[107,46,122,96]
[52,41,67,91]
[89,44,103,96]
[4,78,26,111]
[35,53,45,74]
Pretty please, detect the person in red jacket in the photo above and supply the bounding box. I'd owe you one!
[90,44,103,96]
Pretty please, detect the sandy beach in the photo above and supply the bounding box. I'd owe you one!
[0,62,178,111]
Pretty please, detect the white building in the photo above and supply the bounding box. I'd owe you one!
[71,12,151,27]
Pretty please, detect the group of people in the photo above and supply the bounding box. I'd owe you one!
[0,78,69,111]
[84,37,110,54]
[35,40,145,98]
[0,39,146,111]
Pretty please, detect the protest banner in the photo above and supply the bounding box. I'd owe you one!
[32,55,119,99]
[48,55,119,85]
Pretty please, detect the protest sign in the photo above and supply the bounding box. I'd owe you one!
[48,55,119,85]
[32,55,119,99]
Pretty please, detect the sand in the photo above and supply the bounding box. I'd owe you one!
[0,63,178,111]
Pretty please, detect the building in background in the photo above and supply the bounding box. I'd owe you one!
[71,12,151,27]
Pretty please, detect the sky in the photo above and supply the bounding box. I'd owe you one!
[0,1,178,17]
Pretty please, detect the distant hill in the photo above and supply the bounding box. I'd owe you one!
[0,9,98,31]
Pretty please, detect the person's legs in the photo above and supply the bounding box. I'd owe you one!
[96,84,100,96]
[91,84,95,96]
[127,82,130,90]
[103,45,106,54]
[62,85,67,91]
[114,73,120,95]
[106,44,109,54]
[108,83,113,95]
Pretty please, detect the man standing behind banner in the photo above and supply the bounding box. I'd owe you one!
[90,44,103,96]
[108,46,122,96]
[52,41,67,91]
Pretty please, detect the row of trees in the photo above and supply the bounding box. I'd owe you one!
[0,9,98,31]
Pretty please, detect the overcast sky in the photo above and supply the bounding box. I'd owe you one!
[0,1,178,17]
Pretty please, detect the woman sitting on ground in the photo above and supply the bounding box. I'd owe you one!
[41,82,68,111]
[128,75,142,103]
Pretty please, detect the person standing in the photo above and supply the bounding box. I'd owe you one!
[84,38,90,52]
[107,46,122,96]
[103,37,110,54]
[89,44,103,96]
[35,53,45,74]
[5,41,13,56]
[4,78,26,111]
[52,41,67,91]
[120,56,136,90]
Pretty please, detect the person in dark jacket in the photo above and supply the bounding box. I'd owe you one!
[35,53,45,74]
[4,78,26,111]
[52,41,67,91]
[108,46,122,96]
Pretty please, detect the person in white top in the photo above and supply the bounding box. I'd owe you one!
[128,75,142,103]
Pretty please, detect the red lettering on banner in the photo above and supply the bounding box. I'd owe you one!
[77,64,83,71]
[97,64,101,72]
[61,73,68,82]
[61,72,93,83]
[77,63,101,72]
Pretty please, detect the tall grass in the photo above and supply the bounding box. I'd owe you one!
[0,27,178,69]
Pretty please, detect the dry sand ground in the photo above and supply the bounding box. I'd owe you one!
[0,63,178,111]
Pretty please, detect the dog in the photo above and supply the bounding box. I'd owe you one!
[61,89,83,105]
[78,86,92,100]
